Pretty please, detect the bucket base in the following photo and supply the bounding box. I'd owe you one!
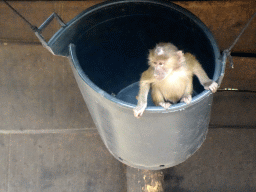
[116,82,154,106]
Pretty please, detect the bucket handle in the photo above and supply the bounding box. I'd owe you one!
[35,13,66,54]
[216,51,227,86]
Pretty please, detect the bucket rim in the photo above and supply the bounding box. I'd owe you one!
[48,0,220,60]
[64,0,220,112]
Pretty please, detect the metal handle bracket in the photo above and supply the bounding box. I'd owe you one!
[35,13,66,55]
[216,50,228,86]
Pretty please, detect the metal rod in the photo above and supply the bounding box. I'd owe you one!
[222,12,256,69]
[2,0,38,32]
[227,12,256,52]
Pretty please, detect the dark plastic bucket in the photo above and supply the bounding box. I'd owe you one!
[37,0,225,170]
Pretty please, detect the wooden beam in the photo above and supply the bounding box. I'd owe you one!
[220,57,256,91]
[210,92,256,127]
[1,1,255,53]
[175,1,256,53]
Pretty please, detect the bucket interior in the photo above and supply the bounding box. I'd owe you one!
[74,2,217,106]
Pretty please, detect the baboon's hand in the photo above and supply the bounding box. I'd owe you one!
[133,104,147,118]
[203,81,218,93]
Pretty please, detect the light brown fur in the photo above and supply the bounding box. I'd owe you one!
[133,43,218,118]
